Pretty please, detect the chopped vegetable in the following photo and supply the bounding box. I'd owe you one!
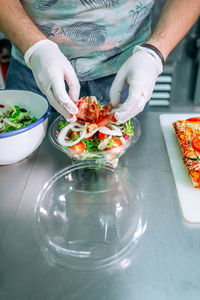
[69,142,86,155]
[192,135,200,152]
[56,96,135,161]
[0,104,37,134]
[121,119,134,136]
[98,131,109,140]
[186,117,200,122]
[83,136,100,152]
[97,100,102,109]
[107,138,123,149]
[59,121,68,131]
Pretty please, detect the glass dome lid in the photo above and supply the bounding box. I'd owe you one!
[33,162,146,270]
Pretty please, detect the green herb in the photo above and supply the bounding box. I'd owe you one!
[23,117,37,125]
[58,121,68,131]
[122,120,134,136]
[11,106,20,119]
[97,100,102,109]
[82,136,100,152]
[0,105,37,133]
[106,139,115,149]
[4,123,20,132]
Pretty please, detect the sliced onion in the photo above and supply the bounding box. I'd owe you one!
[58,123,86,147]
[70,127,81,132]
[57,123,75,146]
[99,124,122,136]
[111,124,123,135]
[98,136,112,151]
[120,136,126,144]
[71,123,84,131]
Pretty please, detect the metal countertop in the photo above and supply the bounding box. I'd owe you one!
[1,112,200,300]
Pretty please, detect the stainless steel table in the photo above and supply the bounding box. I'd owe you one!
[1,112,200,300]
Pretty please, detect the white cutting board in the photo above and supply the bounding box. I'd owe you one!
[160,113,200,223]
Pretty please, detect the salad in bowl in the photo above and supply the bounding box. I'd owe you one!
[0,89,50,165]
[0,103,37,134]
[49,96,141,167]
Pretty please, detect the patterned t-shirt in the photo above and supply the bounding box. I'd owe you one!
[12,0,154,81]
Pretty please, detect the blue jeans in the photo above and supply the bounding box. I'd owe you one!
[6,57,148,110]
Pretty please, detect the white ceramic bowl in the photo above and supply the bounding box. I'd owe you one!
[0,90,51,165]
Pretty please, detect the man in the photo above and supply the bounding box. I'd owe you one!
[0,0,199,123]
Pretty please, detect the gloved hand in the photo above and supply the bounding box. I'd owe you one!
[110,45,163,123]
[24,39,80,121]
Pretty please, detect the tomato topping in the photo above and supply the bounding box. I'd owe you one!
[87,134,94,139]
[0,104,4,108]
[69,142,86,155]
[192,135,200,152]
[98,132,109,140]
[186,117,200,122]
[108,138,123,149]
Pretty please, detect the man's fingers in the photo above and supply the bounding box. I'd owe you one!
[64,64,80,103]
[51,76,78,115]
[110,71,126,107]
[47,90,77,122]
[112,82,146,123]
[114,101,145,123]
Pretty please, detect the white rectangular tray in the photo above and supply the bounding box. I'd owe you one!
[160,113,200,223]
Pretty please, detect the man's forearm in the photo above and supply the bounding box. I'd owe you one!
[0,0,46,54]
[147,0,200,61]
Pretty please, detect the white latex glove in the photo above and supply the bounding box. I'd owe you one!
[24,39,80,121]
[110,45,163,123]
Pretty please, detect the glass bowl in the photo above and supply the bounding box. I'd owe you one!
[33,162,146,270]
[48,115,141,167]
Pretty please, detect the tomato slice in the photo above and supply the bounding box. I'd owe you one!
[98,132,109,140]
[69,142,86,155]
[192,136,200,152]
[109,138,123,149]
[0,104,4,108]
[186,117,200,122]
[87,134,94,139]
